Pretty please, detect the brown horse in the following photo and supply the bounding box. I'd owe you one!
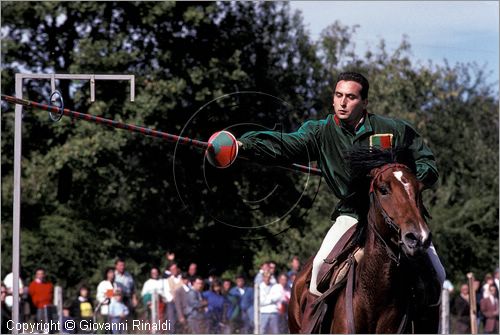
[289,153,441,333]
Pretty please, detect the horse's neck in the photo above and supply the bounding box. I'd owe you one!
[351,212,411,333]
[357,210,408,303]
[358,231,397,294]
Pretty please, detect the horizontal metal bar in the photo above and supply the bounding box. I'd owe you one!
[16,73,135,101]
[18,73,135,80]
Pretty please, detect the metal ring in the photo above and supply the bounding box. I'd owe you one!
[49,90,64,122]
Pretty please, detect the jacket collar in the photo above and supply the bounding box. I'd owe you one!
[333,111,373,138]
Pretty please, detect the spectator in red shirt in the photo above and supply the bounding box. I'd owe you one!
[28,268,54,322]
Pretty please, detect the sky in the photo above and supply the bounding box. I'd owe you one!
[289,1,499,87]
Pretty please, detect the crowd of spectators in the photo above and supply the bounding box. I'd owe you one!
[0,253,301,334]
[449,269,499,334]
[2,255,498,334]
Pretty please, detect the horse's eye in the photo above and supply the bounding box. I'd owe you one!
[379,185,390,195]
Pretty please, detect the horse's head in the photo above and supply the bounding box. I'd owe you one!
[369,163,431,258]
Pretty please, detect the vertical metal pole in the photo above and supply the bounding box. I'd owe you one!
[467,272,478,334]
[12,74,23,335]
[130,77,135,102]
[151,291,158,334]
[55,286,63,329]
[51,74,56,93]
[90,75,95,102]
[254,282,260,334]
[440,288,450,334]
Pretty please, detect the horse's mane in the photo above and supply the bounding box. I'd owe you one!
[343,145,417,246]
[345,146,417,180]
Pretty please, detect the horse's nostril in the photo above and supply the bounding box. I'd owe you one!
[403,232,420,248]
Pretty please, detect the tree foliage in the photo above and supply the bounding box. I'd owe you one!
[1,1,497,297]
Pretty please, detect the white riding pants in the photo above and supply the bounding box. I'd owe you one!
[309,215,446,296]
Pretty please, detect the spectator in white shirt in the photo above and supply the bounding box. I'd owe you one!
[483,273,495,299]
[96,267,117,320]
[277,273,291,333]
[141,267,166,321]
[114,259,137,310]
[2,272,24,310]
[259,272,281,334]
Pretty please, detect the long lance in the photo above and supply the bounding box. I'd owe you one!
[1,94,322,176]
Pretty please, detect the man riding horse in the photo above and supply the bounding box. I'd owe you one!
[236,72,445,325]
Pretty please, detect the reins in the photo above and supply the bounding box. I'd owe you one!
[369,192,402,266]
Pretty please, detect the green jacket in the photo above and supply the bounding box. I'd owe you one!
[238,113,438,219]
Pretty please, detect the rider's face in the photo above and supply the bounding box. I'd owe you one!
[333,80,367,126]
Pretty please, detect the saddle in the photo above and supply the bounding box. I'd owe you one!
[301,225,364,333]
[317,225,363,293]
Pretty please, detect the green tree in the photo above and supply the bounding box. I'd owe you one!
[1,1,326,293]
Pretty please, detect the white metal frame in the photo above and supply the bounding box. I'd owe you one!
[254,281,260,334]
[9,73,134,334]
[440,288,450,334]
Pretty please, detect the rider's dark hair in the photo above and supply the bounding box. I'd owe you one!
[335,72,370,99]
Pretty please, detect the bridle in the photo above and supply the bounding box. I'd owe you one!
[363,163,418,333]
[368,163,413,266]
[345,163,424,334]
